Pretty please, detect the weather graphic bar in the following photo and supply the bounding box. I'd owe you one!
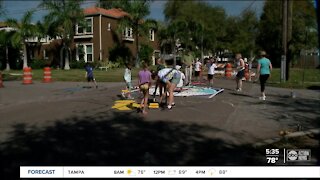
[20,166,320,178]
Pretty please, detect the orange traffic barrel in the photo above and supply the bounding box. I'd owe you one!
[0,71,4,88]
[225,63,232,78]
[23,67,32,84]
[43,67,52,83]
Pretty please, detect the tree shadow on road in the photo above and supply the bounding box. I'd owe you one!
[0,112,269,179]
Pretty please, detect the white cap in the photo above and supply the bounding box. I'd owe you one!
[175,65,181,70]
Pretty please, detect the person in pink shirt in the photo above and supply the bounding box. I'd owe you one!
[138,62,152,115]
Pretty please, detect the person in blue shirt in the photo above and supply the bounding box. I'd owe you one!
[84,62,98,88]
[256,51,272,100]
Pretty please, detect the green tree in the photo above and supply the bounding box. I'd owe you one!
[40,0,85,70]
[164,0,227,59]
[115,0,156,67]
[6,11,37,69]
[99,0,129,9]
[222,10,258,58]
[158,20,188,65]
[257,0,317,67]
[0,30,17,70]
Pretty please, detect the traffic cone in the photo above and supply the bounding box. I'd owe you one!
[43,67,52,83]
[23,67,33,84]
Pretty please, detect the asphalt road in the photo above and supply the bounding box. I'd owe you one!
[0,79,319,177]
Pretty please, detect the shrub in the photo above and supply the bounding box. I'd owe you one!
[109,45,132,66]
[69,60,86,69]
[29,59,50,69]
[139,44,154,66]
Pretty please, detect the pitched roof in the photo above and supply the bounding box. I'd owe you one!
[84,7,129,18]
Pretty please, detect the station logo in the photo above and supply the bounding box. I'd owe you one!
[286,149,311,162]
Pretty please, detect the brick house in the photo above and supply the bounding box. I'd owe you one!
[32,7,160,67]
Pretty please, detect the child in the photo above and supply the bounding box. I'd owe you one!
[84,62,98,88]
[123,63,134,99]
[207,59,217,87]
[175,65,185,91]
[138,62,152,114]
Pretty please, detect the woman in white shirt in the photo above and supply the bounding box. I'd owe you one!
[207,59,217,87]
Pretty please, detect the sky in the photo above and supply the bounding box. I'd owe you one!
[0,0,265,22]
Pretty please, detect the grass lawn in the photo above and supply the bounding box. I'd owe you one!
[2,67,319,89]
[1,68,141,82]
[267,68,320,89]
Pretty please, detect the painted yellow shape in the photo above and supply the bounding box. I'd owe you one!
[149,103,159,106]
[117,106,132,111]
[149,106,159,109]
[131,103,141,108]
[112,104,127,109]
[122,90,129,93]
[115,100,135,103]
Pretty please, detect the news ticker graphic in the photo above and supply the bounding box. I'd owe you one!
[20,166,320,178]
[265,148,312,164]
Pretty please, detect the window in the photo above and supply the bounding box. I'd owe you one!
[76,44,93,62]
[149,29,155,41]
[85,18,92,33]
[76,17,93,35]
[86,45,93,62]
[107,23,111,31]
[43,50,49,60]
[123,27,133,40]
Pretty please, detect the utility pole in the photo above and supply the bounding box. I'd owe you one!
[281,0,288,83]
[286,0,293,81]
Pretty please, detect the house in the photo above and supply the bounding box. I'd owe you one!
[33,7,160,67]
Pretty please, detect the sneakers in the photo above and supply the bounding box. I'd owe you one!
[171,102,175,107]
[167,105,172,110]
[236,88,242,92]
[259,96,266,100]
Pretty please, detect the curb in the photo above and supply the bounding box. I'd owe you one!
[253,128,320,147]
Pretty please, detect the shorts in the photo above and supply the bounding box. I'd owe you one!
[236,70,245,79]
[126,82,133,90]
[140,83,149,92]
[195,71,200,77]
[207,74,214,80]
[170,72,181,85]
[87,76,95,82]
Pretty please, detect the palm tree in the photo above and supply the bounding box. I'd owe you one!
[158,20,188,66]
[6,10,36,69]
[40,0,85,70]
[0,30,17,71]
[115,0,156,67]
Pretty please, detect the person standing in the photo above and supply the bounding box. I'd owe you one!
[256,51,272,100]
[182,49,194,85]
[235,53,245,91]
[207,59,217,87]
[84,62,98,88]
[194,58,202,82]
[138,62,152,114]
[123,63,134,99]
